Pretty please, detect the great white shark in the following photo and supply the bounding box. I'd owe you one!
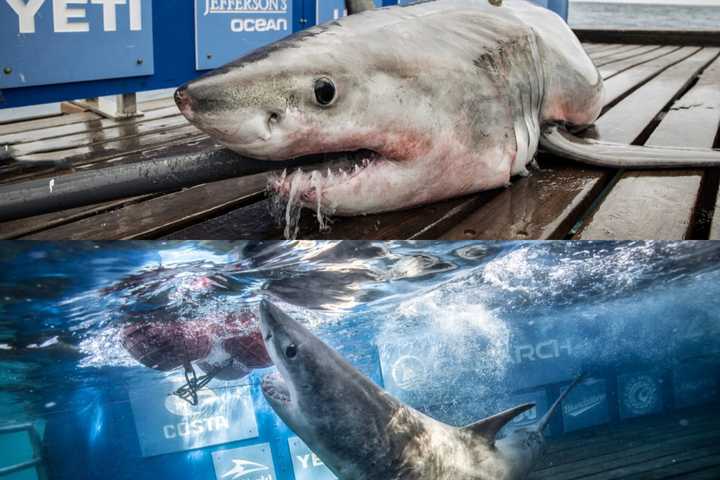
[175,0,720,219]
[258,299,582,480]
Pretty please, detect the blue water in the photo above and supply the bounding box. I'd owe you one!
[1,241,719,479]
[569,1,720,29]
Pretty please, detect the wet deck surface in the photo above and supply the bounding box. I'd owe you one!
[1,41,720,240]
[529,405,720,480]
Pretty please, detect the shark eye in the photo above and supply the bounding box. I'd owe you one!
[313,77,336,106]
[285,343,298,359]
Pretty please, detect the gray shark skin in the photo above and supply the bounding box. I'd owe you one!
[258,299,581,480]
[176,0,604,216]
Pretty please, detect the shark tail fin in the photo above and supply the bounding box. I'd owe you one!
[461,403,535,445]
[346,0,375,14]
[540,125,720,169]
[536,374,584,433]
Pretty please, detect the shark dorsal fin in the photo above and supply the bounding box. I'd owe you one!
[461,403,535,445]
[346,0,375,14]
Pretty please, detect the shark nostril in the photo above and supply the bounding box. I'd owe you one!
[268,111,281,126]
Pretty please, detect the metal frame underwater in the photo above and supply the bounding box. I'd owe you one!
[0,0,569,110]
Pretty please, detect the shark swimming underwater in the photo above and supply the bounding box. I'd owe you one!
[175,0,720,220]
[258,299,582,480]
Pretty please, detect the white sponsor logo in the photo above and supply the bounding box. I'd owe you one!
[230,17,287,32]
[563,394,605,417]
[509,339,573,364]
[221,459,269,479]
[391,355,428,391]
[204,0,288,15]
[623,375,659,414]
[6,0,143,34]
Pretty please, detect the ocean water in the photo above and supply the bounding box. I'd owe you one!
[569,1,720,29]
[1,241,719,479]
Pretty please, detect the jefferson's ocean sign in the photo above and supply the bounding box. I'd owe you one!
[195,0,293,70]
[0,0,154,88]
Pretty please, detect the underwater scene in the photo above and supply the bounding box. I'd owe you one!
[1,241,719,480]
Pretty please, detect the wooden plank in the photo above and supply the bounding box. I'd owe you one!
[541,407,720,458]
[12,114,189,157]
[577,55,720,240]
[0,127,207,184]
[22,172,269,240]
[0,194,158,239]
[598,48,720,143]
[595,45,663,68]
[165,188,501,240]
[438,159,611,240]
[593,44,655,65]
[539,409,720,461]
[588,43,639,62]
[0,96,174,137]
[600,46,681,81]
[583,43,616,55]
[578,446,720,480]
[532,429,720,480]
[0,112,100,137]
[602,47,703,110]
[0,106,180,145]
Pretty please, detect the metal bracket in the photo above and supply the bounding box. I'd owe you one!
[65,93,144,120]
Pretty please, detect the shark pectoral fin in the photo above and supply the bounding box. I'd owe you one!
[346,0,375,14]
[540,125,720,169]
[461,403,536,445]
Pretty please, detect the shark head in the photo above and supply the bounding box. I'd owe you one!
[176,6,510,215]
[257,299,410,477]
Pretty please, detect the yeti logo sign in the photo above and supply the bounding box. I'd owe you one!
[212,444,276,480]
[288,437,337,480]
[618,372,664,419]
[0,0,154,88]
[195,0,292,70]
[128,376,259,457]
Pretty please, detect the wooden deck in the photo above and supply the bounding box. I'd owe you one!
[1,36,720,240]
[529,405,720,480]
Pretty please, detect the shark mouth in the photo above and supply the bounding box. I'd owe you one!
[261,370,292,405]
[267,149,387,238]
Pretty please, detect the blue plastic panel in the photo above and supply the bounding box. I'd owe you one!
[562,378,610,432]
[673,362,720,408]
[500,389,549,434]
[288,437,337,479]
[315,0,383,24]
[128,375,259,457]
[212,443,276,480]
[617,371,664,419]
[0,0,154,89]
[195,0,294,70]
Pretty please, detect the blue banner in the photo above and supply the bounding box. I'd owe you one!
[128,374,259,457]
[0,0,154,89]
[195,0,293,70]
[316,0,383,24]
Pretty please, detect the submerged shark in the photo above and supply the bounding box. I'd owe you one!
[175,0,720,219]
[258,299,582,479]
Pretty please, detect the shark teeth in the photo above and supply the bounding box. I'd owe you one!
[262,371,291,404]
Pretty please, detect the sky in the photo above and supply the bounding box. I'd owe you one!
[571,0,720,5]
